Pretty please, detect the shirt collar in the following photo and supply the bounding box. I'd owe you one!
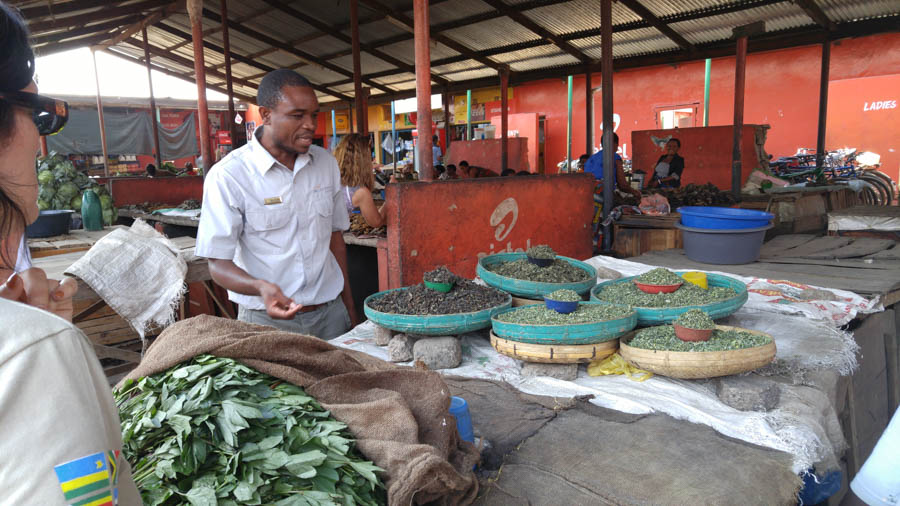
[249,126,314,176]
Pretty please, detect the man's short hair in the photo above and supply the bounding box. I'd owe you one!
[669,138,681,148]
[459,160,469,167]
[258,69,313,109]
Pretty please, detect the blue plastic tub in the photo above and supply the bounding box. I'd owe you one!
[25,210,74,238]
[591,272,748,326]
[477,252,597,298]
[678,206,773,229]
[491,302,637,345]
[363,288,512,335]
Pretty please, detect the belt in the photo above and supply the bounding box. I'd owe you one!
[298,302,325,313]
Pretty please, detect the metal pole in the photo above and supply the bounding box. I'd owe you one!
[142,27,162,168]
[600,0,614,252]
[331,109,336,149]
[815,40,831,171]
[443,87,451,154]
[413,0,433,181]
[466,89,472,141]
[188,0,211,175]
[566,75,573,173]
[585,67,593,156]
[732,35,748,198]
[350,0,366,135]
[501,67,509,172]
[91,50,110,177]
[703,58,711,127]
[220,0,238,148]
[391,100,397,166]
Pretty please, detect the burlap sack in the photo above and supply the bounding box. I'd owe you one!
[66,220,186,338]
[122,315,479,505]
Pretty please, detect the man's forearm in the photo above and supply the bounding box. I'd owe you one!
[208,258,265,296]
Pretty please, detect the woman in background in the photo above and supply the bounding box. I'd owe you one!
[335,133,386,229]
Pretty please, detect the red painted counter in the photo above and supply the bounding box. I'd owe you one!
[445,138,531,173]
[377,174,594,289]
[101,176,204,206]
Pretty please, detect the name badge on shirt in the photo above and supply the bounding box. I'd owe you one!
[264,196,283,205]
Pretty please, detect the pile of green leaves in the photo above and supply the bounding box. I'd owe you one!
[495,303,632,325]
[595,281,737,308]
[114,355,385,506]
[36,152,117,225]
[629,326,772,352]
[545,289,582,302]
[634,268,684,286]
[485,259,592,283]
[525,244,556,260]
[674,309,716,330]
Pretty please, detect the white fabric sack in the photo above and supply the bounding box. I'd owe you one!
[66,220,187,339]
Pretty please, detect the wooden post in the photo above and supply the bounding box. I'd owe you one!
[350,0,366,135]
[91,50,110,177]
[220,0,239,148]
[142,27,162,168]
[731,22,763,198]
[443,87,451,153]
[413,0,433,181]
[500,66,509,172]
[188,0,211,175]
[585,67,593,157]
[600,0,614,251]
[361,87,370,135]
[815,40,831,171]
[40,136,49,157]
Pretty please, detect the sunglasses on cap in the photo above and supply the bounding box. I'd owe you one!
[0,91,69,136]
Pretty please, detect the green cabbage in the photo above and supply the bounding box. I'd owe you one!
[102,208,114,226]
[37,169,54,185]
[99,194,113,210]
[56,181,80,202]
[38,185,56,202]
[37,199,50,211]
[71,194,83,212]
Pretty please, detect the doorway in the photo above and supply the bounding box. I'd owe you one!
[538,115,546,174]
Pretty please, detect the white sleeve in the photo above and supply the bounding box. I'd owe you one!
[331,159,351,232]
[196,168,245,259]
[0,326,140,505]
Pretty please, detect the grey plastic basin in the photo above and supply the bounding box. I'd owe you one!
[675,222,773,265]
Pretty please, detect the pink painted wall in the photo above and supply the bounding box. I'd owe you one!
[490,113,539,172]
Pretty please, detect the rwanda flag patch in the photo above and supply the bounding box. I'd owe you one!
[54,452,113,506]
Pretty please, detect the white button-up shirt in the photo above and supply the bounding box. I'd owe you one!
[196,127,350,310]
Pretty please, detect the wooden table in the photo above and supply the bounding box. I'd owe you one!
[118,208,200,228]
[612,213,682,258]
[829,205,900,240]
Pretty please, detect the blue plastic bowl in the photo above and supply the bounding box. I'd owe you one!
[677,206,773,230]
[544,297,578,314]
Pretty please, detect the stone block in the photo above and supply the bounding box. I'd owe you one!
[715,375,781,412]
[374,325,394,346]
[388,334,415,362]
[520,362,578,381]
[413,336,462,370]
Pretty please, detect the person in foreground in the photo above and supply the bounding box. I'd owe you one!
[335,133,386,229]
[196,69,356,339]
[0,2,140,503]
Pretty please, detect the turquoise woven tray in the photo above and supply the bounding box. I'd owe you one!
[590,271,748,326]
[491,302,637,345]
[476,252,597,298]
[364,288,512,336]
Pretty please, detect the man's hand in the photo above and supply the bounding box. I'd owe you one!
[1,268,79,321]
[257,280,302,320]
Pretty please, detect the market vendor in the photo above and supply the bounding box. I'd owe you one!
[584,133,642,199]
[335,133,386,229]
[196,69,356,338]
[647,138,684,188]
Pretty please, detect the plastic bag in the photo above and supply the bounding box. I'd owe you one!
[587,353,653,382]
[639,193,670,215]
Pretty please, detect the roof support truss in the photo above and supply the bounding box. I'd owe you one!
[617,0,695,51]
[479,0,591,63]
[793,0,837,31]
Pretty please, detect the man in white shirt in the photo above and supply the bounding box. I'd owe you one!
[432,134,442,166]
[196,70,356,339]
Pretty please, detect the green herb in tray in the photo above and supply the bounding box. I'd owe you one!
[115,355,385,506]
[628,326,771,352]
[545,289,581,302]
[496,303,632,325]
[526,244,556,260]
[634,268,685,285]
[595,281,737,308]
[485,259,592,283]
[675,309,716,329]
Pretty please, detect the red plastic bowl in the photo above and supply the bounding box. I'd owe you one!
[674,323,714,342]
[633,280,683,294]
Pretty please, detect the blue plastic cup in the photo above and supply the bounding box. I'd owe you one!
[449,396,474,444]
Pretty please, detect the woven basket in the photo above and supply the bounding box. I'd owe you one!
[490,331,617,364]
[363,288,512,336]
[477,252,597,298]
[491,302,637,345]
[618,325,776,379]
[511,296,543,307]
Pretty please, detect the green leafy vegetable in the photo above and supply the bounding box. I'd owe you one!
[545,289,581,302]
[629,326,772,352]
[114,355,386,506]
[674,309,716,330]
[495,303,632,325]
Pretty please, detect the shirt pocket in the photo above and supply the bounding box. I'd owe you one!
[309,191,334,241]
[245,207,291,252]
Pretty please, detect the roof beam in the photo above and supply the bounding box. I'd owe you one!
[152,21,353,101]
[201,7,396,95]
[359,0,503,70]
[21,0,117,21]
[33,32,118,56]
[103,47,257,102]
[793,0,837,31]
[123,37,258,89]
[480,0,590,62]
[27,0,173,34]
[617,0,695,51]
[31,15,142,47]
[165,4,279,53]
[93,1,183,50]
[257,0,448,85]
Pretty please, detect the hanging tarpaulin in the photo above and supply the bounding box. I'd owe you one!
[47,107,198,159]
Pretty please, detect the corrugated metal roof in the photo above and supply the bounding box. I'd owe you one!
[27,0,900,104]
